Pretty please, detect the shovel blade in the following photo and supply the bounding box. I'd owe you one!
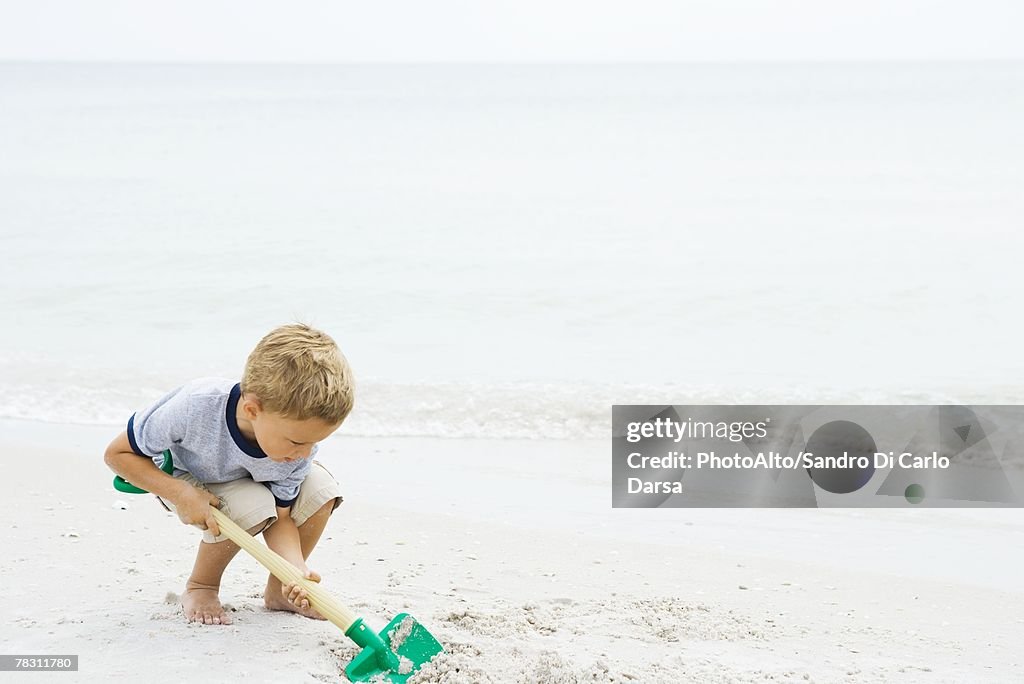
[344,613,443,682]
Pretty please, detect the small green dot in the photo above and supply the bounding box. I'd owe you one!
[905,484,925,504]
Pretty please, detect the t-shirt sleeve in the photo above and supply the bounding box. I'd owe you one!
[127,385,191,459]
[267,445,317,508]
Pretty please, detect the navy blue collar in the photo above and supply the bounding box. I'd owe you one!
[226,383,269,458]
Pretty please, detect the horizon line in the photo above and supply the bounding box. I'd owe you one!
[2,57,1023,67]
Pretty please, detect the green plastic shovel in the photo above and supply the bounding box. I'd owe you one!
[113,452,444,682]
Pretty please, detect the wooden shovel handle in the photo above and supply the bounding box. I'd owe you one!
[208,506,359,632]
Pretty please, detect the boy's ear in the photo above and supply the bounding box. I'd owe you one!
[241,394,263,418]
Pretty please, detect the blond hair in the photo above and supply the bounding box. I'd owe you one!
[241,323,354,424]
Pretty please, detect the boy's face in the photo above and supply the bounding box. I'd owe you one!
[239,396,340,462]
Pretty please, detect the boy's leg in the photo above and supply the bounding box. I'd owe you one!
[183,519,271,625]
[156,474,279,626]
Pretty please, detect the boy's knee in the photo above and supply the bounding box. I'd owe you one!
[307,499,337,521]
[247,518,274,536]
[321,496,344,518]
[298,498,339,527]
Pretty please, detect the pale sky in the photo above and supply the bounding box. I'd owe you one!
[1,0,1021,62]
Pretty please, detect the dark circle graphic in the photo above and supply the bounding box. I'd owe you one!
[905,484,925,504]
[805,420,876,494]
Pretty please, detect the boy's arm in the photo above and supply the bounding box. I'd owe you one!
[262,458,312,568]
[262,506,321,610]
[262,506,307,571]
[103,430,222,536]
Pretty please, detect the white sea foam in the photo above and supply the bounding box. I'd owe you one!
[1,366,1019,440]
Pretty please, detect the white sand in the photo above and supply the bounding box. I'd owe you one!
[3,418,1023,683]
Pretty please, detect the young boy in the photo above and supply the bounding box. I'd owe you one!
[104,323,354,626]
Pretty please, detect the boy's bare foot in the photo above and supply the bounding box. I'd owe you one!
[182,581,232,625]
[264,578,326,620]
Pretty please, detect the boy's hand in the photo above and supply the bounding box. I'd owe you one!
[173,485,222,537]
[282,569,321,611]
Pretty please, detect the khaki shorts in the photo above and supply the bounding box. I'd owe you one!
[156,460,343,543]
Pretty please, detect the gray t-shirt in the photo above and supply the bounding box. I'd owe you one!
[126,377,316,507]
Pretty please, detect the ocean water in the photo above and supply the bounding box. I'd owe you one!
[1,62,1023,438]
